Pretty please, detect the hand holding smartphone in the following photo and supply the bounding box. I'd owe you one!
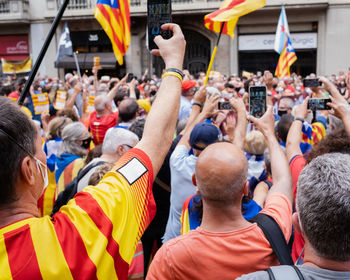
[147,0,172,51]
[249,86,267,118]
[303,79,322,88]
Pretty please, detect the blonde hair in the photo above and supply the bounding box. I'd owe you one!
[88,163,114,186]
[46,117,72,140]
[244,130,266,155]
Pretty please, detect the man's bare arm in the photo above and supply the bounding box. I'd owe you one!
[135,24,186,175]
[248,107,293,204]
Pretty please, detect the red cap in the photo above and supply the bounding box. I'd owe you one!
[182,80,197,93]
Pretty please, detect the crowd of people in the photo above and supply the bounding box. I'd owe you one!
[0,23,349,279]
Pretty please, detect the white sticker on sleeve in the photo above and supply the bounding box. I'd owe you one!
[117,157,148,185]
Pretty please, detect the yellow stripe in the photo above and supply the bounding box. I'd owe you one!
[61,200,118,280]
[213,0,265,21]
[30,218,74,279]
[0,238,12,279]
[103,5,126,46]
[95,8,124,65]
[42,170,57,216]
[118,0,131,46]
[84,172,142,263]
[72,158,85,179]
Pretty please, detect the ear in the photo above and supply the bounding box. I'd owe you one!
[243,181,249,196]
[20,156,36,186]
[292,212,303,235]
[116,144,125,156]
[192,174,197,186]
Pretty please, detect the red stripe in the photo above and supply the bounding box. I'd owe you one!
[97,4,126,53]
[52,212,98,280]
[74,193,129,280]
[207,0,246,19]
[4,224,43,279]
[222,22,228,34]
[121,0,131,28]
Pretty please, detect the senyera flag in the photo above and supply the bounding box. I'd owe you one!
[275,36,297,78]
[204,0,265,38]
[94,0,131,65]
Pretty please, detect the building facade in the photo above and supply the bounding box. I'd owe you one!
[1,0,350,78]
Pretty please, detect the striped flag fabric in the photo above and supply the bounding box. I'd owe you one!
[274,5,290,54]
[204,0,265,38]
[94,0,131,65]
[275,36,297,78]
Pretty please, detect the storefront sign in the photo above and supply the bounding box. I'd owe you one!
[238,33,317,51]
[0,35,29,60]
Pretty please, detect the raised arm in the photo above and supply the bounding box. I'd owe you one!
[248,107,293,204]
[230,97,247,149]
[286,98,309,162]
[65,82,82,110]
[135,24,186,175]
[106,74,127,103]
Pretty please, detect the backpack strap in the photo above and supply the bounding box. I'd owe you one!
[266,266,305,280]
[249,213,294,265]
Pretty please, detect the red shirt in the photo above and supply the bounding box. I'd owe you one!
[89,111,119,145]
[289,155,307,262]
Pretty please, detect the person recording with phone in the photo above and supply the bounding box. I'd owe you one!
[0,23,186,278]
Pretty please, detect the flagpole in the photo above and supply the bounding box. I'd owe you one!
[73,52,81,79]
[18,0,70,106]
[204,22,225,86]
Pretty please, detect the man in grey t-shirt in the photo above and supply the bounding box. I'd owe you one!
[238,153,350,279]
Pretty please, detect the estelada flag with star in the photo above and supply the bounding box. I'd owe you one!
[275,36,297,78]
[94,0,131,65]
[204,0,265,38]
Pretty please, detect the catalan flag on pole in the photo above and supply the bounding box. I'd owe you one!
[94,0,131,65]
[275,36,297,78]
[204,0,265,38]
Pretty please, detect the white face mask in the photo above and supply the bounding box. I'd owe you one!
[35,157,48,189]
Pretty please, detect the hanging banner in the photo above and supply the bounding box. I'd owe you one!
[86,95,95,113]
[32,92,49,114]
[1,57,32,74]
[55,90,67,110]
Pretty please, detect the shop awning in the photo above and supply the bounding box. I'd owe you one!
[55,52,117,69]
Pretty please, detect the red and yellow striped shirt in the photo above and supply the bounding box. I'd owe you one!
[0,148,155,279]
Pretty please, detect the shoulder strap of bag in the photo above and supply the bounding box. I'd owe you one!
[249,213,294,265]
[51,160,106,216]
[266,266,305,280]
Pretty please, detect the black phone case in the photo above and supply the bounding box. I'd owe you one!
[147,0,172,51]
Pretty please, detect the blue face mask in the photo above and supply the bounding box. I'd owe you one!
[40,81,46,88]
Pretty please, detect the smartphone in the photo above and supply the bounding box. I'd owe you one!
[147,0,172,51]
[127,73,134,83]
[303,79,322,88]
[249,86,267,118]
[307,98,331,111]
[218,101,233,110]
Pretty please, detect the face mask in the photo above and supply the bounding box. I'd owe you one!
[278,110,288,117]
[150,90,157,96]
[81,137,92,149]
[306,88,312,94]
[296,86,301,91]
[239,88,245,94]
[40,81,46,88]
[277,87,284,93]
[35,157,48,189]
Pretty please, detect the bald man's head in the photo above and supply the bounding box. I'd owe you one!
[94,95,110,114]
[196,142,248,207]
[119,98,138,122]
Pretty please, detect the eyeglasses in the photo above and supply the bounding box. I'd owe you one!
[123,144,134,149]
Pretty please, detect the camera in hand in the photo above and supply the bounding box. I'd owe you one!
[307,98,331,111]
[147,0,172,51]
[127,73,134,83]
[218,101,233,110]
[303,79,322,88]
[249,86,267,118]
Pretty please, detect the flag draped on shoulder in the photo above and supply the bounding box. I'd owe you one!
[94,0,131,65]
[274,5,297,77]
[204,0,265,38]
[56,22,73,64]
[275,36,297,78]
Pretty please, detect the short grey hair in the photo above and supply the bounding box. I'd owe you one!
[95,95,110,112]
[102,127,139,154]
[58,122,89,157]
[297,153,350,261]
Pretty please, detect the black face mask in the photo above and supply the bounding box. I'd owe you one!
[278,110,288,117]
[235,87,241,92]
[272,84,278,89]
[81,137,92,149]
[150,90,157,96]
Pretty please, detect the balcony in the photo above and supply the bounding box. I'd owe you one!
[0,0,30,23]
[45,0,223,18]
